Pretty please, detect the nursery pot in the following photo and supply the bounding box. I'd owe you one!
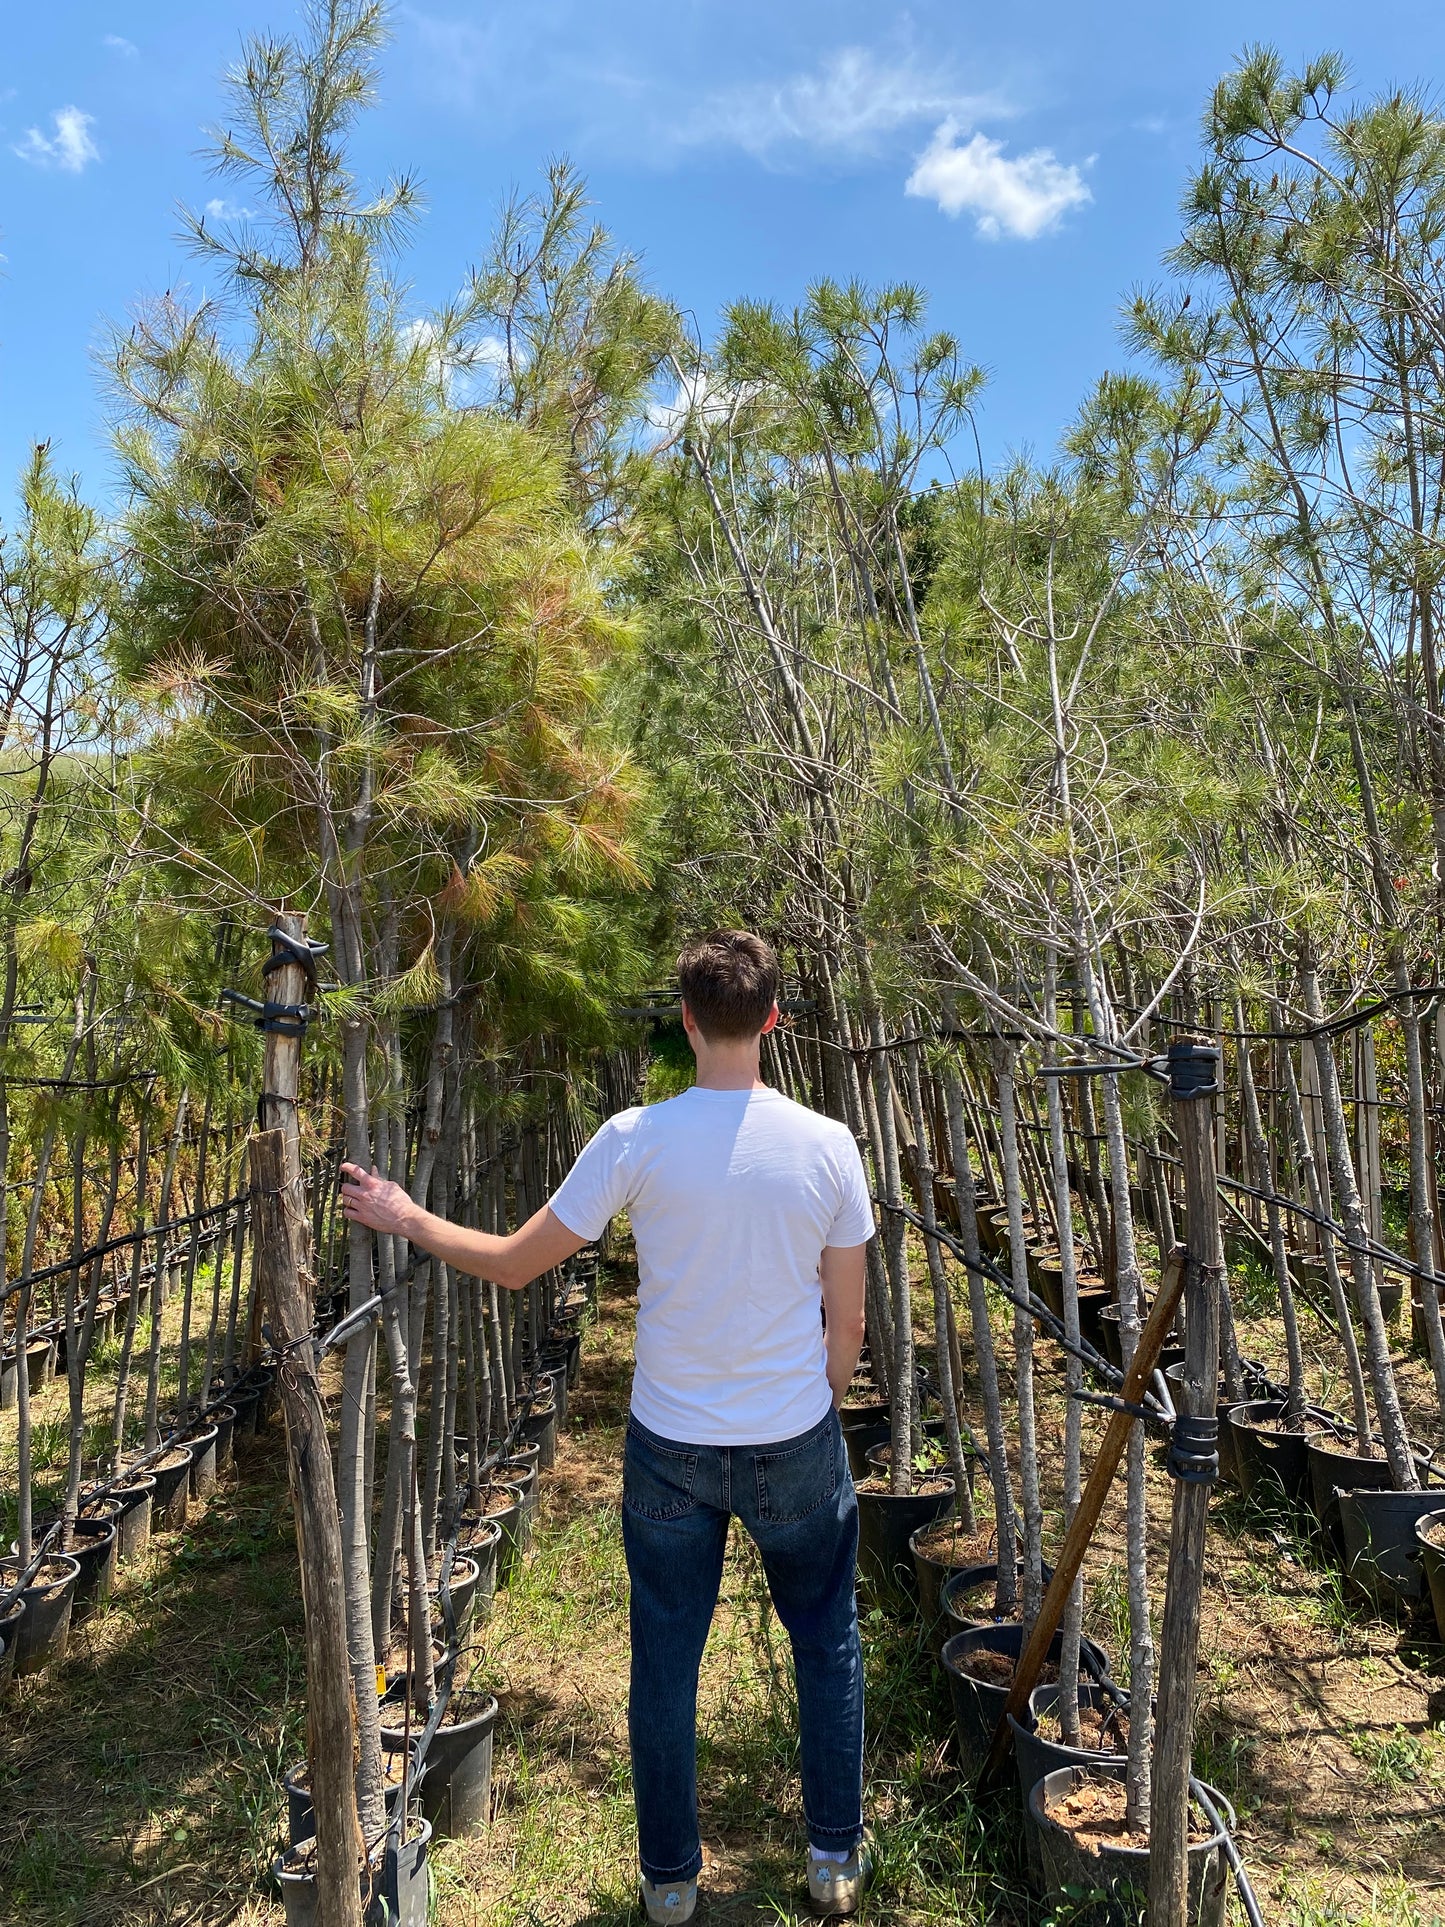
[465,1484,524,1586]
[494,1447,540,1497]
[208,1402,238,1472]
[940,1623,1110,1784]
[432,1552,481,1646]
[25,1335,56,1392]
[457,1518,502,1625]
[0,1594,24,1697]
[1304,1427,1420,1554]
[535,1355,570,1427]
[909,1524,989,1656]
[1415,1511,1445,1643]
[141,1447,194,1532]
[1226,1400,1326,1504]
[519,1399,558,1471]
[855,1479,955,1608]
[0,1553,81,1675]
[841,1403,892,1481]
[274,1817,431,1927]
[109,1474,156,1563]
[185,1422,221,1499]
[1336,1486,1444,1611]
[66,1508,120,1612]
[223,1378,263,1441]
[383,1691,500,1839]
[1163,1367,1240,1483]
[941,1560,1056,1636]
[1029,1764,1234,1927]
[246,1363,277,1429]
[0,1350,16,1410]
[1011,1682,1133,1890]
[284,1751,412,1846]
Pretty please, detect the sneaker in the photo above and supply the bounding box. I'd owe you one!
[806,1837,873,1918]
[640,1875,698,1925]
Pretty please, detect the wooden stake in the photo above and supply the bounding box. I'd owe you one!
[1148,1039,1225,1927]
[976,1242,1186,1793]
[250,914,363,1927]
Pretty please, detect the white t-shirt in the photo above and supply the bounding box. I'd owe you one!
[549,1085,875,1445]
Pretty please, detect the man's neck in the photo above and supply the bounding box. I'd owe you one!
[692,1046,767,1092]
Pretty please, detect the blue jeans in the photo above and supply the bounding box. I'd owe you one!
[621,1407,864,1884]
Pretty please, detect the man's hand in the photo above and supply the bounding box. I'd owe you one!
[340,1163,419,1240]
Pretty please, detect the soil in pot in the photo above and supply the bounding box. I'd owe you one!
[382,1687,500,1838]
[1030,1766,1233,1927]
[940,1559,1056,1634]
[909,1514,1000,1654]
[0,1554,81,1675]
[1011,1682,1131,1890]
[855,1476,955,1609]
[64,1511,119,1612]
[940,1622,1109,1782]
[1226,1400,1327,1504]
[285,1746,412,1846]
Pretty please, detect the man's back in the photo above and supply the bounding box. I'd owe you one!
[550,1084,873,1444]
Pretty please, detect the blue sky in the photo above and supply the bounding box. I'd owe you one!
[5,2,1445,511]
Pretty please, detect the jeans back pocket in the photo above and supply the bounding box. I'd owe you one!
[623,1421,700,1521]
[754,1416,840,1523]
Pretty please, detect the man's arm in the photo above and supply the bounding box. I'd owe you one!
[340,1163,587,1291]
[819,1242,868,1410]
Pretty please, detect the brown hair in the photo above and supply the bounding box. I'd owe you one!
[677,930,780,1042]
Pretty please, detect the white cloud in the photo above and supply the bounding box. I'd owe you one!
[906,122,1091,239]
[204,197,256,221]
[103,34,138,57]
[688,48,1005,161]
[13,106,99,173]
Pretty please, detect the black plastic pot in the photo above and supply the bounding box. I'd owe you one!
[493,1445,540,1497]
[433,1552,481,1643]
[284,1752,411,1845]
[465,1485,524,1586]
[209,1403,238,1472]
[909,1524,986,1656]
[1305,1427,1409,1553]
[144,1449,193,1532]
[1415,1511,1445,1641]
[940,1623,1110,1783]
[0,1351,16,1410]
[535,1356,569,1428]
[109,1475,156,1563]
[1098,1304,1183,1377]
[67,1510,120,1612]
[519,1401,558,1471]
[856,1480,955,1608]
[224,1379,263,1441]
[383,1692,499,1839]
[1226,1401,1323,1503]
[25,1336,55,1392]
[941,1560,1056,1636]
[841,1407,892,1481]
[1011,1682,1132,1890]
[1028,1764,1234,1926]
[186,1423,221,1499]
[1337,1486,1444,1611]
[0,1595,23,1698]
[248,1363,278,1429]
[274,1817,431,1927]
[457,1519,501,1625]
[0,1554,81,1675]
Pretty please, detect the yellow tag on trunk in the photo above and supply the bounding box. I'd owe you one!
[376,1665,386,1697]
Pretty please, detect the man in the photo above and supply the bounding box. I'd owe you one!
[341,930,874,1921]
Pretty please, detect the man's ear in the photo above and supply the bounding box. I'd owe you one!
[680,999,698,1038]
[760,1002,780,1037]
